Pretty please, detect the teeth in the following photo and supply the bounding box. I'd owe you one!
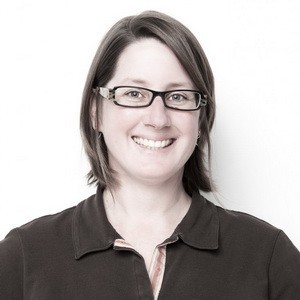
[149,140,155,147]
[133,137,173,149]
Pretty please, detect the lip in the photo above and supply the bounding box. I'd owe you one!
[132,136,176,149]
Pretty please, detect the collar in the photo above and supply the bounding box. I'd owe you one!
[72,187,219,259]
[174,192,219,250]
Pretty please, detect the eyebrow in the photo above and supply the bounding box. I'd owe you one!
[166,82,194,90]
[124,79,148,86]
[118,78,194,90]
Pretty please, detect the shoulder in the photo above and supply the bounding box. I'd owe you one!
[0,206,76,257]
[0,197,93,298]
[209,202,283,256]
[206,200,300,295]
[214,203,300,261]
[0,193,101,255]
[18,206,75,233]
[0,197,93,268]
[211,200,299,259]
[216,205,280,237]
[12,206,76,246]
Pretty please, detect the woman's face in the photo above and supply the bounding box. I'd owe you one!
[98,38,200,185]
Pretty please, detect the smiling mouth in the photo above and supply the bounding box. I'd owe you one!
[132,137,175,149]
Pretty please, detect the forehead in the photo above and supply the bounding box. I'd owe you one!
[107,38,194,90]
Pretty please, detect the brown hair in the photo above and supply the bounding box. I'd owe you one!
[80,10,216,194]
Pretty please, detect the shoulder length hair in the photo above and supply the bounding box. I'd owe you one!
[80,10,216,195]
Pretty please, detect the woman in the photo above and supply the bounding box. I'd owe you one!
[1,10,299,299]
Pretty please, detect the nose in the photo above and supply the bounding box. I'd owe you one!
[142,96,171,129]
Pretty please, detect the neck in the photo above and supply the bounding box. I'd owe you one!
[103,176,191,222]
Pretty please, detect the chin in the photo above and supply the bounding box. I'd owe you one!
[134,167,183,185]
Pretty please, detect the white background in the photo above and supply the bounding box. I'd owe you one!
[0,0,299,248]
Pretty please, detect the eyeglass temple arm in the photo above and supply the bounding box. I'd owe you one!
[99,87,111,99]
[200,95,208,107]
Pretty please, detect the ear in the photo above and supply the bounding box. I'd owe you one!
[91,98,101,131]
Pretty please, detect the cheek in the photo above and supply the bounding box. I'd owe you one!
[99,101,117,132]
[179,112,199,136]
[100,104,139,135]
[185,113,200,147]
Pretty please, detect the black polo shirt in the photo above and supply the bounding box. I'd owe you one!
[1,189,300,299]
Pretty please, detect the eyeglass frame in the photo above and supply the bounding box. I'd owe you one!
[94,85,208,111]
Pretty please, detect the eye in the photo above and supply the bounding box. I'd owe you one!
[125,90,143,98]
[167,92,187,102]
[116,87,150,105]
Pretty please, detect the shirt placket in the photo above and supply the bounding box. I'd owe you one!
[114,237,178,300]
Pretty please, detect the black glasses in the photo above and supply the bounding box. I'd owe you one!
[94,86,207,111]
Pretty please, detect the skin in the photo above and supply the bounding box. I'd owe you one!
[94,38,200,270]
[100,38,200,187]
